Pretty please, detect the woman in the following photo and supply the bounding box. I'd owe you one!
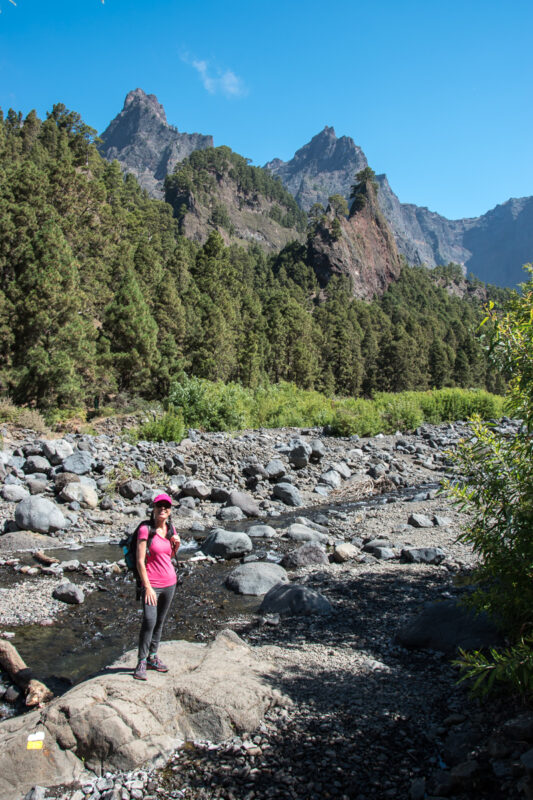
[133,493,180,680]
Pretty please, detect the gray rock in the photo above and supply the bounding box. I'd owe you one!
[401,547,446,564]
[54,472,81,492]
[217,506,245,522]
[60,483,98,509]
[395,600,504,655]
[226,563,288,595]
[15,496,68,534]
[284,523,329,545]
[42,439,74,465]
[210,486,232,503]
[281,544,329,569]
[272,483,302,507]
[119,479,145,500]
[259,583,332,616]
[332,542,358,563]
[408,513,434,528]
[23,456,52,476]
[368,463,387,479]
[309,439,326,461]
[370,546,396,560]
[0,631,279,800]
[330,461,351,479]
[319,469,341,489]
[264,460,286,480]
[288,441,312,469]
[228,490,260,517]
[62,451,93,475]
[246,524,277,539]
[26,479,48,495]
[1,484,30,502]
[24,787,47,800]
[433,515,452,527]
[52,582,85,604]
[182,479,211,500]
[201,529,253,559]
[313,485,331,497]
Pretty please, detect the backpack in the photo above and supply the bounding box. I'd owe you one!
[120,518,176,598]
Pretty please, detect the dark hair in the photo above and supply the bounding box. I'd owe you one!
[148,509,174,538]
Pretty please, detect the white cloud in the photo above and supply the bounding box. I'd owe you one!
[184,55,248,98]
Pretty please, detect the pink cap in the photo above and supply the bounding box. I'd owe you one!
[153,493,173,506]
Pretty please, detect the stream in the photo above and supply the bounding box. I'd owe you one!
[1,481,439,704]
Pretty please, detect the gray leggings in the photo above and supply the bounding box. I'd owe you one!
[138,584,176,660]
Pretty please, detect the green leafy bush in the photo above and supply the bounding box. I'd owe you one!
[135,408,185,443]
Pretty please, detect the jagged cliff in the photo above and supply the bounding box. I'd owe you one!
[164,146,307,251]
[267,129,533,288]
[307,173,402,299]
[265,127,368,211]
[98,89,213,197]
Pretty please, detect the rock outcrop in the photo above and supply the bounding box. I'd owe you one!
[0,631,282,800]
[267,128,533,288]
[265,126,368,211]
[99,89,213,197]
[307,177,402,299]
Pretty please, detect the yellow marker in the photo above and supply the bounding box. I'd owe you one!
[27,732,45,750]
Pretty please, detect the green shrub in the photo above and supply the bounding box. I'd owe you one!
[135,408,185,443]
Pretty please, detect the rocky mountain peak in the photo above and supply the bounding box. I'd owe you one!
[265,127,367,212]
[99,89,213,197]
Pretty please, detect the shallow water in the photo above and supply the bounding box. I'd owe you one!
[2,480,439,695]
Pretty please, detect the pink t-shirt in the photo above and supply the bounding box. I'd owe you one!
[137,525,177,588]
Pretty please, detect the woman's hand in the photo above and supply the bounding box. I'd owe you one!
[144,586,157,606]
[170,534,180,556]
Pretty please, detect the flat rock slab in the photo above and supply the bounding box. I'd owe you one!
[395,600,504,655]
[226,563,288,595]
[259,583,332,616]
[0,530,58,553]
[0,631,282,800]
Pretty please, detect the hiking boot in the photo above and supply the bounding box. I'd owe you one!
[133,659,147,680]
[147,653,168,672]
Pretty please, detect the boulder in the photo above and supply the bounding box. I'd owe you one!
[54,473,81,492]
[408,513,434,528]
[395,600,504,655]
[331,461,351,479]
[52,583,85,604]
[217,506,245,522]
[182,479,211,500]
[319,469,342,489]
[42,439,74,466]
[259,583,332,616]
[226,563,288,595]
[0,632,282,800]
[201,529,253,559]
[288,441,312,469]
[15,497,68,534]
[264,460,286,481]
[23,456,52,476]
[228,490,260,518]
[284,523,329,545]
[272,483,302,507]
[246,524,277,539]
[332,542,358,563]
[210,486,232,503]
[281,544,329,569]
[59,483,98,509]
[62,451,93,476]
[1,485,30,503]
[401,547,446,565]
[309,440,326,461]
[119,479,144,500]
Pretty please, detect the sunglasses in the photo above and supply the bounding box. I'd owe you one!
[155,503,171,510]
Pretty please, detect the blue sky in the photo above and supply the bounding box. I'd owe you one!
[1,0,531,220]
